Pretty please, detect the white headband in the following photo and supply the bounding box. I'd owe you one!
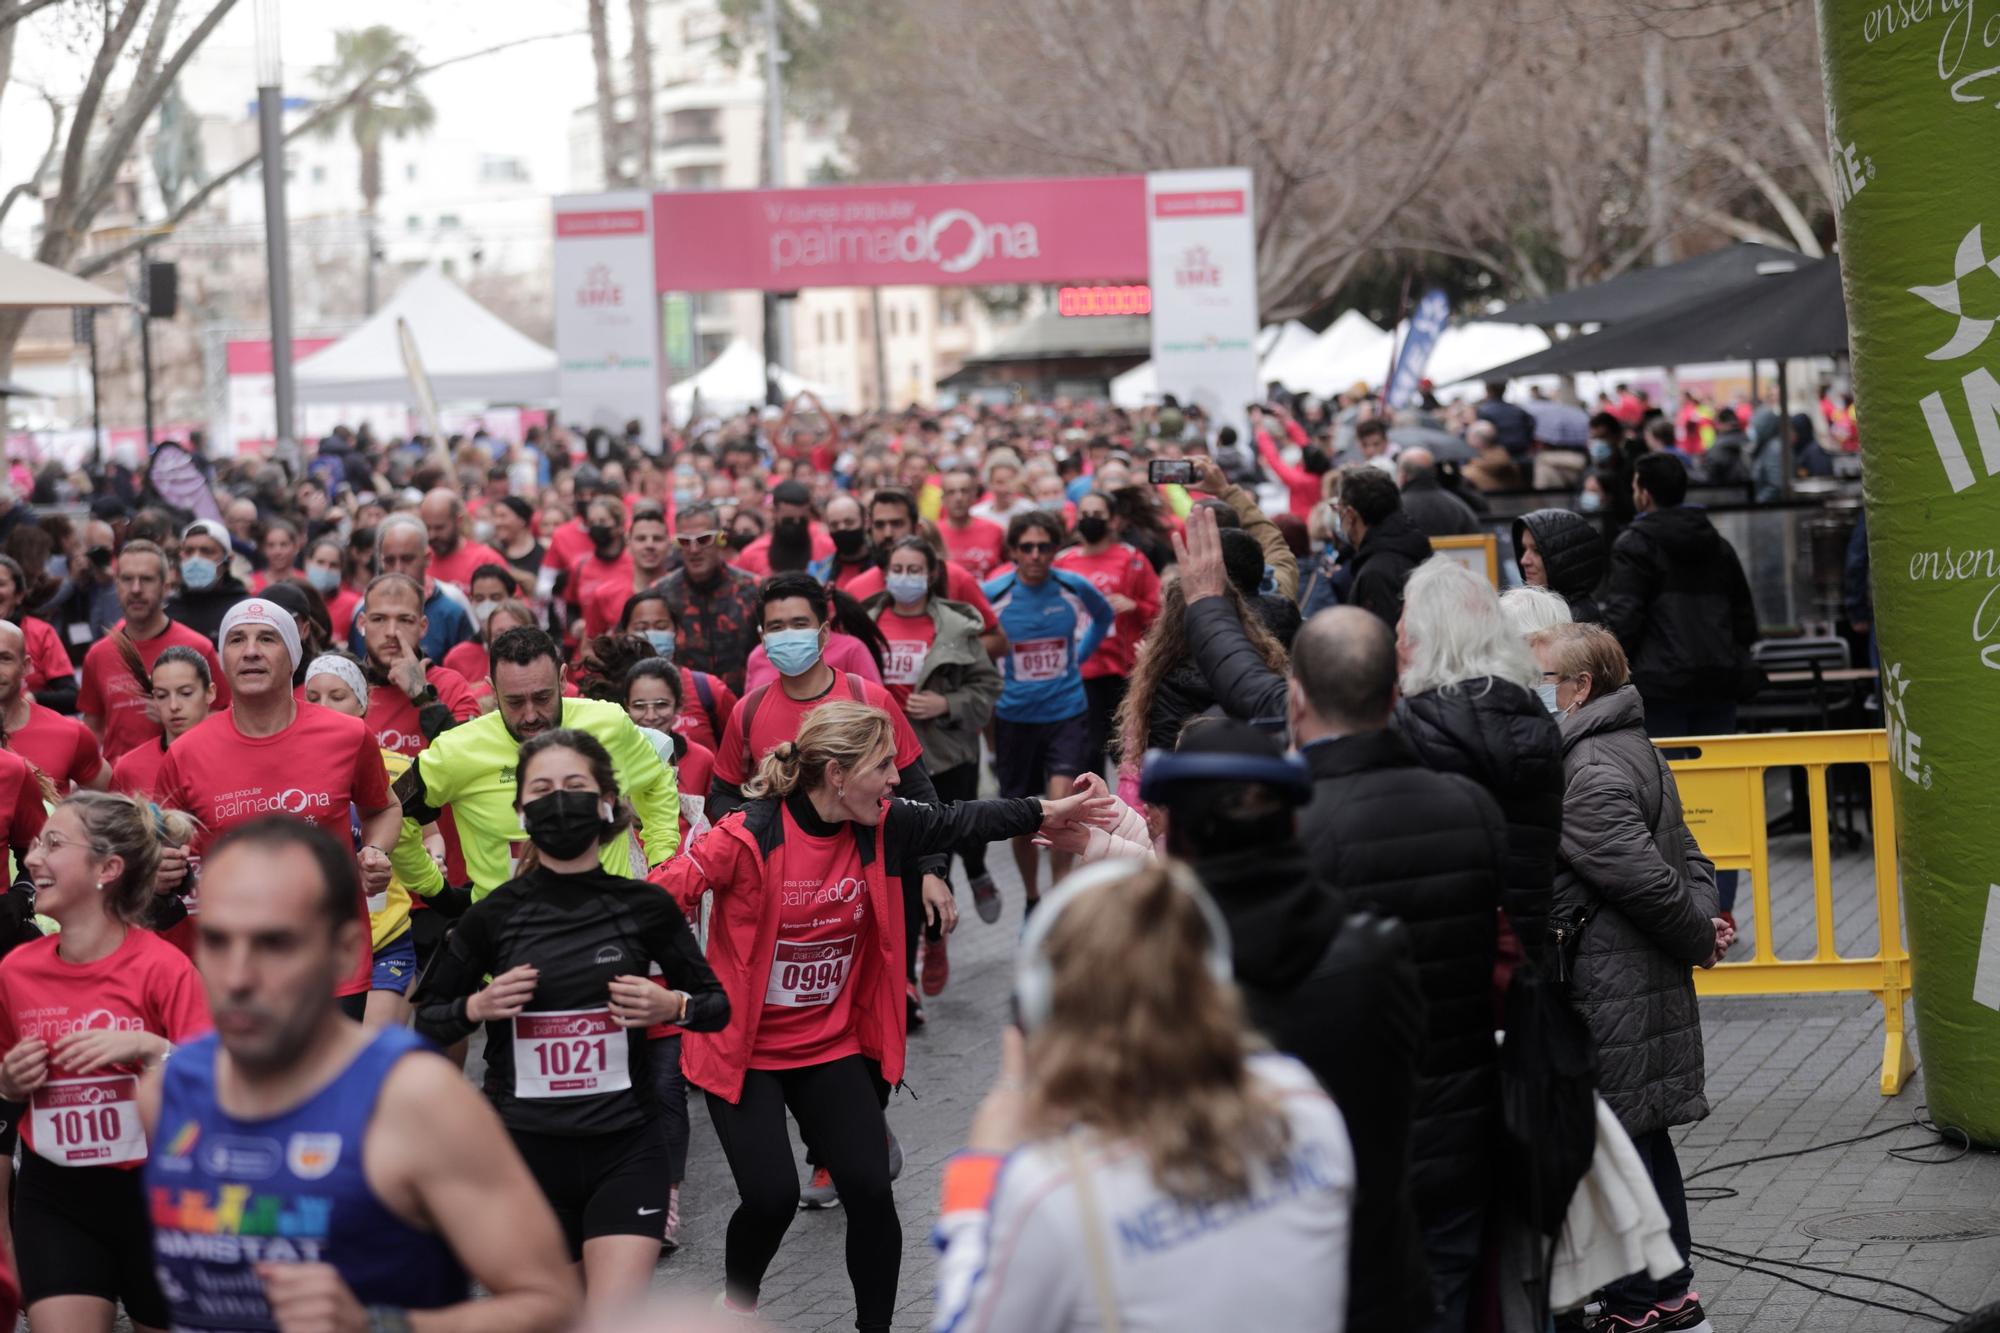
[217,598,303,670]
[304,654,368,708]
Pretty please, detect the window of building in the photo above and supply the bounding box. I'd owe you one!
[816,311,826,343]
[407,215,421,232]
[406,163,417,182]
[665,107,721,147]
[311,164,325,184]
[834,310,844,342]
[939,294,963,327]
[888,307,900,336]
[438,214,461,230]
[908,304,921,333]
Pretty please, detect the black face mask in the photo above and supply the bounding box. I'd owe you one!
[775,517,809,540]
[831,527,868,558]
[1075,515,1109,544]
[521,790,607,861]
[588,524,620,552]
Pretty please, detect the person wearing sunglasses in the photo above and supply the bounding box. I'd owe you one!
[653,501,762,696]
[981,511,1115,913]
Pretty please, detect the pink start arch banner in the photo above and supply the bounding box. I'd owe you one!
[553,168,1258,429]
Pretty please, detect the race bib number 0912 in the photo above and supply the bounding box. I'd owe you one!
[1011,637,1069,682]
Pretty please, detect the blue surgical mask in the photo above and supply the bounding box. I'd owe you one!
[643,629,676,660]
[1578,490,1604,514]
[305,565,341,595]
[1535,682,1562,715]
[764,627,824,677]
[1588,439,1613,464]
[180,556,219,591]
[885,573,929,605]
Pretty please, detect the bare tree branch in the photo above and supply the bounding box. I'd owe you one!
[0,87,61,227]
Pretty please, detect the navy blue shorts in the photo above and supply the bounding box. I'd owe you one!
[993,712,1091,798]
[371,931,418,994]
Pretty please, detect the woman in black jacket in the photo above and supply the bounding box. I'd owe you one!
[1392,555,1565,974]
[1511,507,1607,626]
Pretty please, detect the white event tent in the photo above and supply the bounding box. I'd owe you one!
[1261,310,1394,396]
[295,268,557,404]
[668,339,846,418]
[1110,320,1325,408]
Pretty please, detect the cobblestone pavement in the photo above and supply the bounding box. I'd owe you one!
[535,799,1999,1330]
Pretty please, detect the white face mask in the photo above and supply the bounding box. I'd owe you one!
[1535,682,1561,715]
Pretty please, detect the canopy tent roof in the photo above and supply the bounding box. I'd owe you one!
[1485,242,1807,328]
[1110,320,1329,407]
[0,251,130,309]
[295,268,556,404]
[1262,310,1394,396]
[1468,257,1848,382]
[1425,320,1553,391]
[668,338,846,417]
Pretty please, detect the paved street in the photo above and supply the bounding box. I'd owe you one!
[631,799,2000,1331]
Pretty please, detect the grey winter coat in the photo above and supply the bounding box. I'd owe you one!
[864,595,1001,773]
[1553,683,1719,1138]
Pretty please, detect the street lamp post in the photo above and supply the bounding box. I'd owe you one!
[254,0,299,469]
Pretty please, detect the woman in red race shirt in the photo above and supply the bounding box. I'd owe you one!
[616,592,735,754]
[0,792,209,1333]
[0,555,78,714]
[653,701,1110,1332]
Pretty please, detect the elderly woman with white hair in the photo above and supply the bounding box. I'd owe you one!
[1393,555,1565,972]
[1500,584,1574,643]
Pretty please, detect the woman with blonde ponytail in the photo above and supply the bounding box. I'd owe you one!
[654,700,1113,1332]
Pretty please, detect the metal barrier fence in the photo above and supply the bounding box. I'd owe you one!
[1657,728,1912,1095]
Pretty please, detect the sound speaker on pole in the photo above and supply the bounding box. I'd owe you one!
[145,261,177,319]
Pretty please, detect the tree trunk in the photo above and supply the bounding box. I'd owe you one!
[626,0,654,186]
[587,0,626,187]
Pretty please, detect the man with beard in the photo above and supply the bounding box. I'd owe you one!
[419,488,508,591]
[582,503,673,639]
[393,626,679,900]
[655,502,761,695]
[732,480,831,578]
[355,573,482,757]
[807,494,876,591]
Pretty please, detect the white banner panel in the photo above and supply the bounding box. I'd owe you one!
[1145,169,1260,444]
[554,191,663,440]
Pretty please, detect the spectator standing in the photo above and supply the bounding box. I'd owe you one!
[165,519,249,645]
[1512,508,1608,625]
[1398,449,1483,538]
[1333,466,1433,627]
[1477,382,1536,469]
[1532,622,1726,1333]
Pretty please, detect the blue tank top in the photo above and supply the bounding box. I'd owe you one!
[145,1027,468,1330]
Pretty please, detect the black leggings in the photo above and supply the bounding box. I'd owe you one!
[929,763,987,880]
[1082,674,1127,781]
[705,1055,899,1332]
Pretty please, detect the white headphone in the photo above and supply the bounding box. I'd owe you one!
[1013,857,1235,1033]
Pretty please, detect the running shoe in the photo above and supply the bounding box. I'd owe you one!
[887,1127,904,1182]
[1586,1309,1664,1332]
[921,932,950,996]
[712,1292,759,1319]
[906,982,926,1029]
[970,873,1001,924]
[799,1166,839,1209]
[1651,1293,1711,1333]
[662,1184,680,1252]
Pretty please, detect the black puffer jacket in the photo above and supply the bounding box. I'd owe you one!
[1297,729,1507,1244]
[1600,505,1758,705]
[1395,677,1563,957]
[1554,685,1718,1136]
[1511,508,1607,625]
[1144,659,1222,751]
[1197,841,1434,1333]
[1347,510,1434,627]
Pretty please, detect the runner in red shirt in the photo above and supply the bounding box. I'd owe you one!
[1052,490,1163,779]
[0,621,106,793]
[0,791,210,1331]
[842,488,1002,644]
[249,516,303,592]
[0,554,76,711]
[570,495,635,635]
[616,591,735,753]
[108,646,214,799]
[355,574,482,757]
[811,494,878,592]
[79,542,229,762]
[155,598,397,1014]
[420,488,509,591]
[583,502,672,639]
[304,535,362,640]
[937,470,1006,582]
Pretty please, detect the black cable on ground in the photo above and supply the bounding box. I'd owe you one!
[1689,1245,1958,1324]
[1690,1242,1970,1319]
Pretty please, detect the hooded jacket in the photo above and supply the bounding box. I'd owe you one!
[165,573,250,647]
[1196,841,1434,1333]
[1600,505,1758,706]
[1346,510,1434,627]
[1511,508,1608,625]
[1553,684,1718,1137]
[863,595,1001,773]
[1395,677,1564,959]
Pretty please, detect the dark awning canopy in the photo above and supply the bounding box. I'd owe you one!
[1486,242,1808,327]
[1470,257,1848,382]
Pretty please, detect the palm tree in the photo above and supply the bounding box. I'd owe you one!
[312,26,436,314]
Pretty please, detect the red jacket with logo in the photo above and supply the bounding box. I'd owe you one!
[652,792,1044,1102]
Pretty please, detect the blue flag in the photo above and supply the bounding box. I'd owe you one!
[1386,288,1451,408]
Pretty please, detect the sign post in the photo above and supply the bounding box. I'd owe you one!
[1816,1,2000,1142]
[553,192,665,440]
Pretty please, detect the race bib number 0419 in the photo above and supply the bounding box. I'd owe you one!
[512,1008,631,1099]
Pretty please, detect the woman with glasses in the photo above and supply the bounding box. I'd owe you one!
[0,792,208,1333]
[616,591,736,754]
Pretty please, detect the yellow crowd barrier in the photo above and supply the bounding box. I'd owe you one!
[1655,729,1912,1096]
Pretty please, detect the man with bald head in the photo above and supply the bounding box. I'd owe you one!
[419,487,508,590]
[1176,506,1510,1327]
[349,514,475,662]
[0,619,107,792]
[1396,447,1482,538]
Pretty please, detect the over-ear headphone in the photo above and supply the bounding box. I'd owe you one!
[1136,748,1312,807]
[1013,858,1234,1033]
